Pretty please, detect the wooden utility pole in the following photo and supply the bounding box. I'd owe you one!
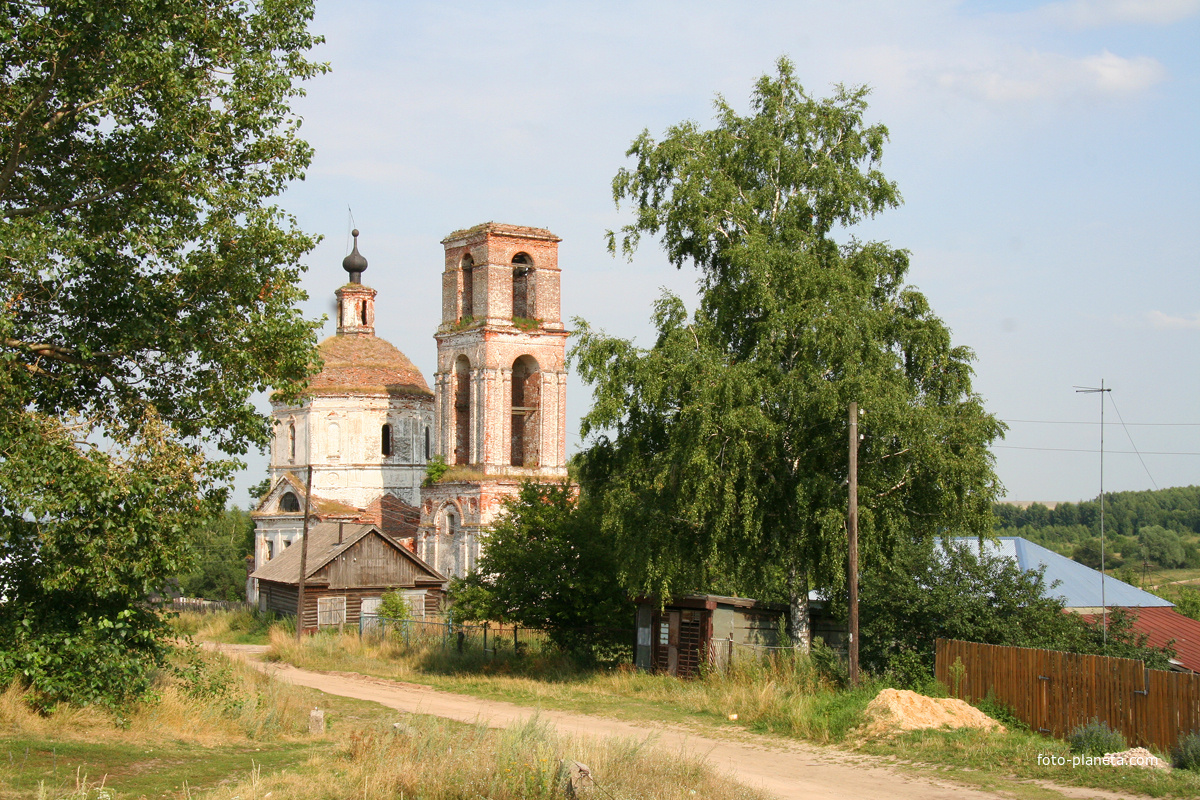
[848,402,860,687]
[295,464,313,642]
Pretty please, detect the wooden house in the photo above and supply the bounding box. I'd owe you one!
[250,522,446,632]
[634,594,786,677]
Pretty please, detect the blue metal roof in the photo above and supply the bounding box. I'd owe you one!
[951,536,1173,609]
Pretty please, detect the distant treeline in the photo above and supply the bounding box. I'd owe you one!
[993,485,1200,571]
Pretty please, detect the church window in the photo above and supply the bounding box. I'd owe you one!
[280,492,300,512]
[454,355,471,464]
[287,421,296,463]
[361,300,368,325]
[381,423,392,457]
[512,253,533,319]
[510,355,540,467]
[460,254,474,318]
[328,421,340,456]
[424,426,430,461]
[266,541,275,560]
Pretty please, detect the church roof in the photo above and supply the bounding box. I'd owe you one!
[308,334,432,397]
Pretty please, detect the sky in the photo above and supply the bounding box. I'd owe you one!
[235,0,1200,507]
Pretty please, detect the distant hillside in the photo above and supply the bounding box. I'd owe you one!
[992,485,1200,572]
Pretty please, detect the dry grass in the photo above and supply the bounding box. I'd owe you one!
[267,627,873,742]
[204,715,767,800]
[171,608,280,644]
[1,645,311,746]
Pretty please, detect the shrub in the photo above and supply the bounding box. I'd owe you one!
[379,591,412,621]
[1069,718,1126,756]
[1173,731,1200,770]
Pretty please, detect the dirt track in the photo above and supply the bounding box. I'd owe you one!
[218,644,1133,800]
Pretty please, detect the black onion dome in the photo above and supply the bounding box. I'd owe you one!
[342,229,368,283]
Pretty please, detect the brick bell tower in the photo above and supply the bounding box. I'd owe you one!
[417,223,569,578]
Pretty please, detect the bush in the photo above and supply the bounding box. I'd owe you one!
[1173,731,1200,770]
[379,591,412,621]
[1069,718,1126,756]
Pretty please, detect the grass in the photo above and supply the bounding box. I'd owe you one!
[169,608,281,645]
[861,726,1200,799]
[1,633,769,800]
[257,622,1200,798]
[203,715,767,800]
[0,644,322,799]
[265,626,872,742]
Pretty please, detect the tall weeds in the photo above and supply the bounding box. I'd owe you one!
[205,715,767,800]
[2,645,309,745]
[268,626,874,743]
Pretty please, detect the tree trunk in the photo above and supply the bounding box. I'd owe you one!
[787,567,810,652]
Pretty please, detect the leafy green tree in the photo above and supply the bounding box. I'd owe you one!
[0,1,324,705]
[573,59,1004,644]
[175,509,256,602]
[452,483,631,661]
[1138,525,1186,569]
[856,537,1174,685]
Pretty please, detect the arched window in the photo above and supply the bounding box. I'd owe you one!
[424,425,431,461]
[381,423,392,457]
[280,492,300,512]
[512,253,533,319]
[460,254,475,318]
[328,421,340,456]
[454,355,472,464]
[287,421,296,463]
[361,300,368,325]
[510,355,540,467]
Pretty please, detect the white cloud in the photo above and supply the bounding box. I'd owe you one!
[1035,0,1200,27]
[934,49,1166,102]
[1148,310,1200,329]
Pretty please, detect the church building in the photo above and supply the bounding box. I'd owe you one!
[417,223,570,577]
[248,223,568,601]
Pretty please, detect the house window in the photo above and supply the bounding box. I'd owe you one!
[280,492,300,512]
[381,423,392,457]
[317,596,347,629]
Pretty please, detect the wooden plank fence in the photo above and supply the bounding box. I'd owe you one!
[936,638,1200,753]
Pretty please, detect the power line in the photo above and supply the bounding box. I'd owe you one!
[1108,393,1159,490]
[990,444,1200,456]
[1002,419,1200,427]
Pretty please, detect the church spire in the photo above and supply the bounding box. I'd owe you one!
[336,230,376,336]
[342,228,368,283]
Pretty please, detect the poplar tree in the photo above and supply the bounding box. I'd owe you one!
[0,1,324,704]
[573,59,1005,646]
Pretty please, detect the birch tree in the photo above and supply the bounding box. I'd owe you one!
[573,59,1005,647]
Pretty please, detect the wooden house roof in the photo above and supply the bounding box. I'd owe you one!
[250,522,444,586]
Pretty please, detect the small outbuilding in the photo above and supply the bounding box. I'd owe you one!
[250,522,447,633]
[634,594,787,677]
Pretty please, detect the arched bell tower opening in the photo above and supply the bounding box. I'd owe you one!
[510,355,540,467]
[512,252,533,320]
[453,354,471,464]
[460,254,475,319]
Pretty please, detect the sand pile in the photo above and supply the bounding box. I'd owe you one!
[857,688,1005,739]
[1098,747,1169,770]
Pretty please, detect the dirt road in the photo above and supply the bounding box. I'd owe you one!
[219,645,1130,800]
